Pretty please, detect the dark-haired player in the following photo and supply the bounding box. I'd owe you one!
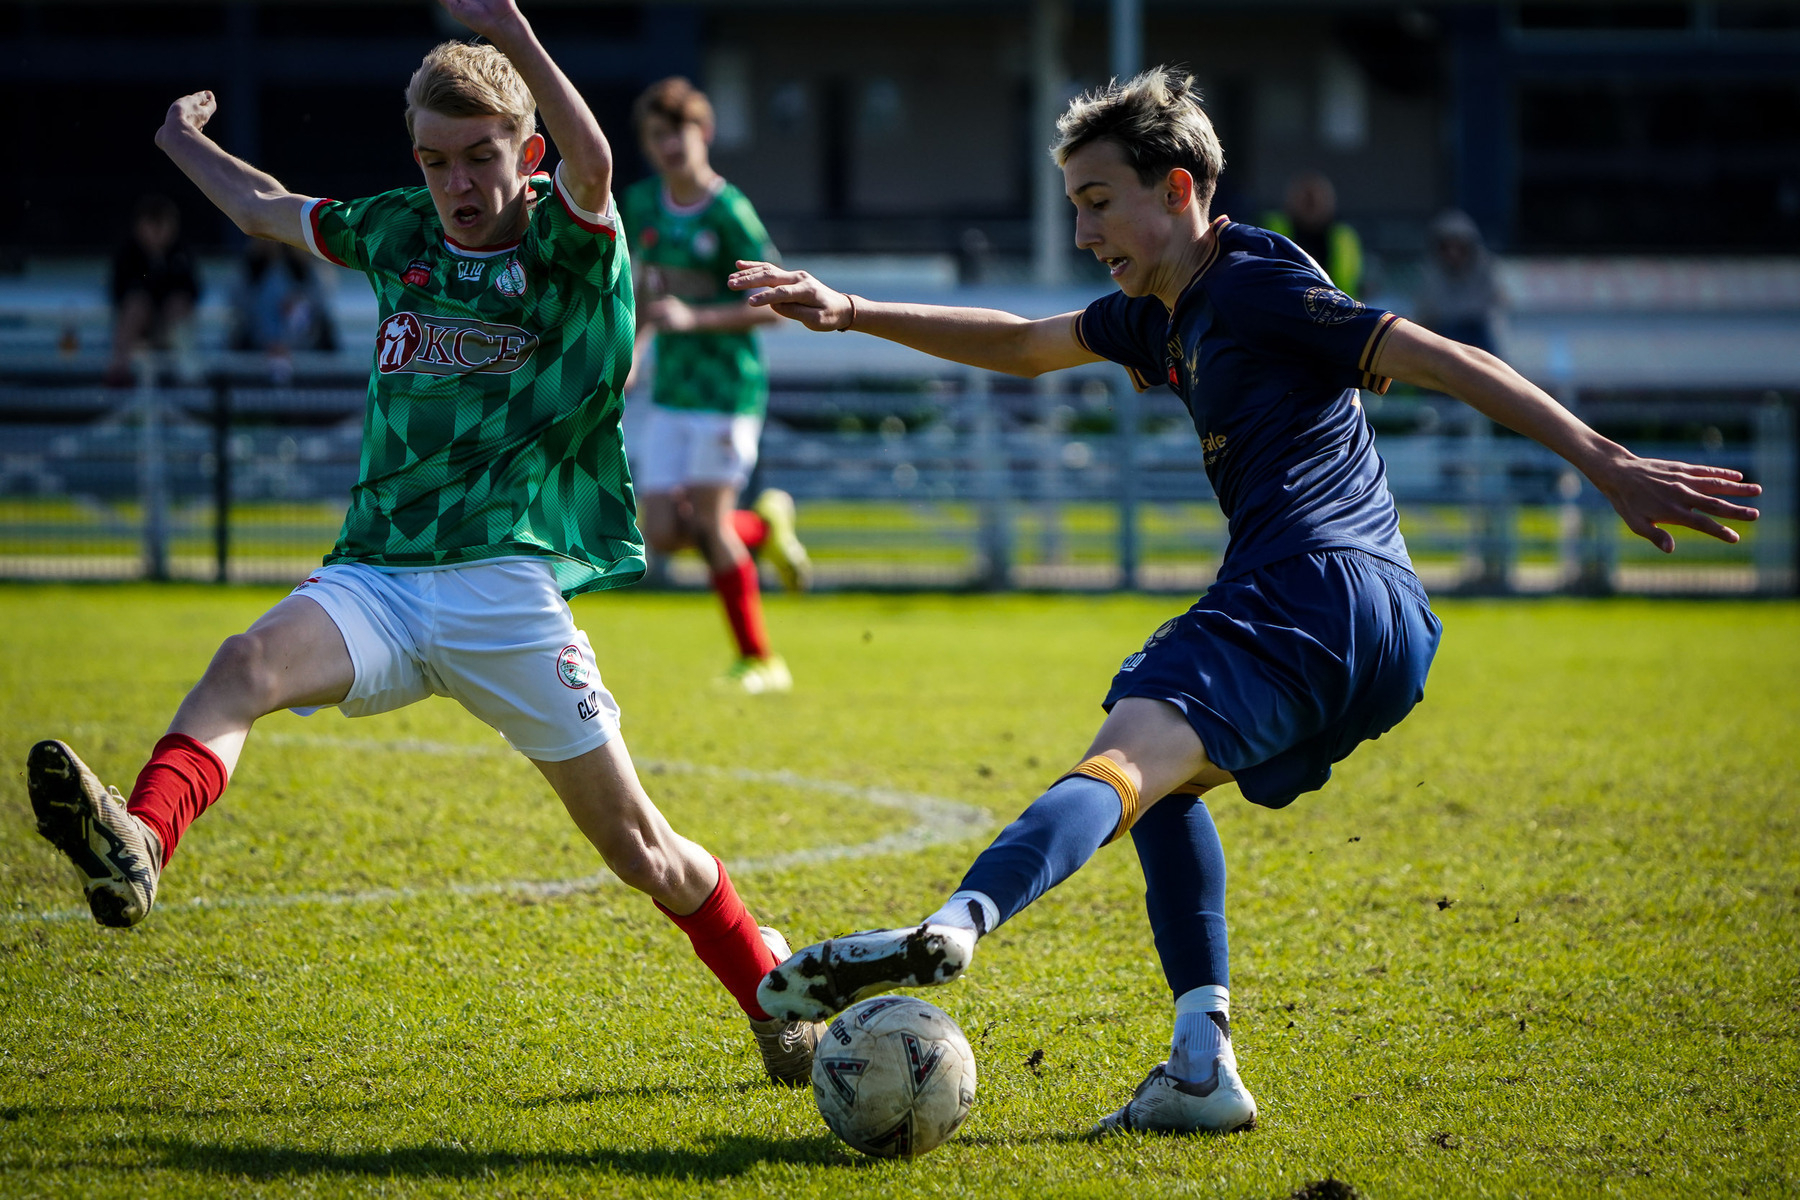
[623,76,808,694]
[25,0,820,1087]
[732,68,1760,1133]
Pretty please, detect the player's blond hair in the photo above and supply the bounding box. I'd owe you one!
[404,41,539,145]
[1053,67,1225,209]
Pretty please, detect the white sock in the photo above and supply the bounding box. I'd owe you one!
[923,890,999,941]
[1168,984,1233,1084]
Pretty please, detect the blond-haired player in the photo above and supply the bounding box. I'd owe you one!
[25,0,820,1087]
[737,68,1761,1133]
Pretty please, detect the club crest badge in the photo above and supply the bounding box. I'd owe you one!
[494,258,527,297]
[401,259,432,288]
[1303,286,1366,325]
[556,644,591,689]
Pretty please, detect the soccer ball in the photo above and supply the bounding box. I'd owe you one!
[811,995,978,1158]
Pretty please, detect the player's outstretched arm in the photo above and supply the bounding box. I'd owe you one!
[1373,320,1762,552]
[154,91,312,248]
[728,261,1101,378]
[436,0,612,211]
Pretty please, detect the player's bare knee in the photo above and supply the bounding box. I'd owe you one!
[202,632,284,712]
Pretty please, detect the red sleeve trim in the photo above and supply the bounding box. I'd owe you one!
[301,198,348,268]
[554,163,618,240]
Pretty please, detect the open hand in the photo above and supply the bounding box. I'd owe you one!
[434,0,526,41]
[727,261,855,331]
[1591,453,1761,552]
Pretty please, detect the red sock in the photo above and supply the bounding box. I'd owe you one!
[731,509,768,551]
[656,858,780,1019]
[125,733,229,867]
[711,558,770,659]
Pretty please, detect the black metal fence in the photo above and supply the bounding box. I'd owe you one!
[0,377,1792,595]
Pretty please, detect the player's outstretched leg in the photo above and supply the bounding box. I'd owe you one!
[536,740,820,1085]
[1090,793,1255,1136]
[758,698,1223,1021]
[27,594,350,927]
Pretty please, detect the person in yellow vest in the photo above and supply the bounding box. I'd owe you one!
[1263,171,1363,297]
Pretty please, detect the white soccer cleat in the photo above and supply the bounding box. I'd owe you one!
[1089,1058,1258,1136]
[752,488,812,593]
[756,924,976,1022]
[26,739,163,928]
[721,654,792,695]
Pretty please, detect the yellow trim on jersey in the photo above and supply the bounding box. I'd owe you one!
[1060,754,1141,844]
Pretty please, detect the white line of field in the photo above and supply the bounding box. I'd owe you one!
[8,733,993,924]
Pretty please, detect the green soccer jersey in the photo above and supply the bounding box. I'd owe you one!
[302,166,643,597]
[620,177,776,416]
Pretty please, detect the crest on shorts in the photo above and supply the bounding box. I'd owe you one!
[494,258,527,297]
[556,644,591,689]
[1303,286,1365,325]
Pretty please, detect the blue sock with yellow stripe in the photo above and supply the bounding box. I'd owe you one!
[950,756,1137,931]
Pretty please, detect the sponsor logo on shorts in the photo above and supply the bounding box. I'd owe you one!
[494,258,527,297]
[556,644,591,689]
[1303,286,1366,325]
[401,259,432,288]
[376,311,538,376]
[577,689,603,721]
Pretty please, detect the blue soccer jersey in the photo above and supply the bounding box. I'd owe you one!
[1076,217,1411,580]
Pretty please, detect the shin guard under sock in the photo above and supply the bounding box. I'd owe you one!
[954,758,1138,930]
[125,733,229,867]
[656,857,780,1020]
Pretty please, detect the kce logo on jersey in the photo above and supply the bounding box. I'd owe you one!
[376,312,538,376]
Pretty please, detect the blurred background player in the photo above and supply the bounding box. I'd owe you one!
[1414,208,1502,355]
[229,237,338,383]
[25,0,820,1088]
[623,76,809,695]
[108,194,199,386]
[1263,170,1364,297]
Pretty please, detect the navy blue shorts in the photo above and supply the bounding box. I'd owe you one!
[1103,549,1441,809]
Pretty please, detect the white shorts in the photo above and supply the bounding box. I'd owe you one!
[289,559,620,762]
[630,403,763,493]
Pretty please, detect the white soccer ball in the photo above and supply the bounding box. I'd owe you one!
[811,995,978,1158]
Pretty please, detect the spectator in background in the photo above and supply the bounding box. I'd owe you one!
[109,195,199,386]
[231,237,337,382]
[1264,171,1364,297]
[1414,209,1500,355]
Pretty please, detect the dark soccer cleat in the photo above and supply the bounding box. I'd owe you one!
[750,926,824,1085]
[1088,1059,1258,1136]
[27,740,162,928]
[749,1014,823,1086]
[755,924,976,1022]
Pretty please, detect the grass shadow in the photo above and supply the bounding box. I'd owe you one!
[135,1132,852,1182]
[520,1080,760,1107]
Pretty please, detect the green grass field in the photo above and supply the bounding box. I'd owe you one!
[1,585,1796,1198]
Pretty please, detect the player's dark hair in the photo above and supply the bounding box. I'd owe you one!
[632,76,715,134]
[1053,67,1225,209]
